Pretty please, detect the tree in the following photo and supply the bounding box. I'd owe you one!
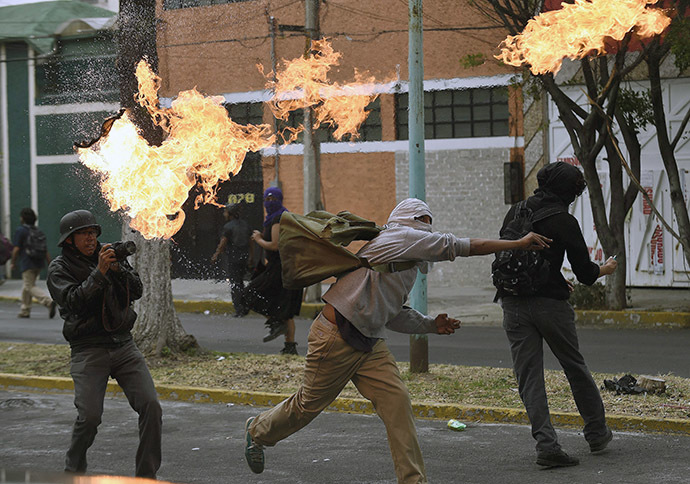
[469,0,673,309]
[117,0,198,355]
[643,2,690,269]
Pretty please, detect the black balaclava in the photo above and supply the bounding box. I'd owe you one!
[532,162,586,207]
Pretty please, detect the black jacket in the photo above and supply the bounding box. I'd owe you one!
[47,244,143,350]
[497,163,600,300]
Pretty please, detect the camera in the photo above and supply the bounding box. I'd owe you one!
[110,240,137,261]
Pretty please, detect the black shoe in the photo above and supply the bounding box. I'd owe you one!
[263,320,287,342]
[244,417,264,474]
[49,301,57,319]
[589,428,613,453]
[280,342,298,355]
[536,449,579,467]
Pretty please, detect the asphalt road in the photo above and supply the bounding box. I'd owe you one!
[1,300,688,378]
[3,389,690,484]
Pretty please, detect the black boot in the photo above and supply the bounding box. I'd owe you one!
[280,342,298,355]
[263,319,287,342]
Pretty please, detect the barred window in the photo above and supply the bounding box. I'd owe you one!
[395,88,509,140]
[224,102,264,126]
[164,0,252,9]
[276,98,381,144]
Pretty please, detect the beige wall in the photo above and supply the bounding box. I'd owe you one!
[263,151,397,224]
[156,0,515,96]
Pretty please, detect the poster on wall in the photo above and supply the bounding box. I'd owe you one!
[650,223,664,275]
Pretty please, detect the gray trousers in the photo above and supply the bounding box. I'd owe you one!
[66,340,162,478]
[501,296,608,453]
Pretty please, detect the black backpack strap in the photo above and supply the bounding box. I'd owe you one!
[531,206,565,223]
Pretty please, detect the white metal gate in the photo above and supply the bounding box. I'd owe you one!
[549,78,690,287]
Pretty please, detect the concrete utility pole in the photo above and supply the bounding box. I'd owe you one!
[303,0,322,303]
[408,0,428,373]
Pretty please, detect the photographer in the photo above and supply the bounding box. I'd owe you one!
[47,210,161,479]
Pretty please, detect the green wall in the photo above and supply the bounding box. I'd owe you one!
[36,111,114,156]
[6,43,31,238]
[37,163,122,257]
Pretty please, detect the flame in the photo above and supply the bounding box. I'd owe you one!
[496,0,671,75]
[77,61,274,239]
[264,39,379,141]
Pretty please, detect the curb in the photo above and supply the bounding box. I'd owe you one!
[2,293,688,328]
[172,300,324,320]
[575,309,690,329]
[2,373,689,436]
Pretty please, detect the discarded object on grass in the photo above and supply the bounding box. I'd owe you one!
[603,374,645,395]
[637,375,666,394]
[447,419,466,431]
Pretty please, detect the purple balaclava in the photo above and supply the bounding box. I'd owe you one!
[263,186,288,226]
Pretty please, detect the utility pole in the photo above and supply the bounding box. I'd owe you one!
[408,0,428,373]
[266,11,281,188]
[303,0,322,303]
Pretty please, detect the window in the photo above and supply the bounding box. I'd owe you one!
[324,97,382,142]
[224,102,265,126]
[275,98,382,144]
[395,87,509,140]
[164,0,252,9]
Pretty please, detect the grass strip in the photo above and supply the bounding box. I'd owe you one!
[1,342,689,421]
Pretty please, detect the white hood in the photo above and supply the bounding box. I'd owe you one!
[385,198,433,232]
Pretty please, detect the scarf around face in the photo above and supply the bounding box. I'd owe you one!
[263,186,288,227]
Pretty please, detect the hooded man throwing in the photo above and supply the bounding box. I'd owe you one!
[243,198,550,483]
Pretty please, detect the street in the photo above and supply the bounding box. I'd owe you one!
[2,389,690,484]
[1,299,689,378]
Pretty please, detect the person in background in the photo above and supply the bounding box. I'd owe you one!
[496,162,617,468]
[241,187,302,355]
[211,202,251,317]
[10,207,56,318]
[47,209,161,479]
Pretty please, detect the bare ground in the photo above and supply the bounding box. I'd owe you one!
[1,342,689,420]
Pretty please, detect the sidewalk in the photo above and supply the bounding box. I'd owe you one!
[2,278,689,328]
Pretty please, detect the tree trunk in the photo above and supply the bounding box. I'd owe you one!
[126,229,197,355]
[647,46,690,269]
[118,0,198,355]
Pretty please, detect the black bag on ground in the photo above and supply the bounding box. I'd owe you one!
[24,226,48,261]
[491,201,562,296]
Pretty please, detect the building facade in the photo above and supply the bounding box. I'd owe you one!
[156,0,524,286]
[0,1,121,274]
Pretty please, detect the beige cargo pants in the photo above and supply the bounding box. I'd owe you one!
[249,312,427,484]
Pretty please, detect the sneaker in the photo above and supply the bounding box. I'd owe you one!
[536,449,579,467]
[17,313,30,319]
[589,428,613,453]
[49,301,57,319]
[244,417,264,474]
[280,342,298,355]
[262,320,287,342]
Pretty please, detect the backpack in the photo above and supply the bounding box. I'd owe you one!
[0,233,12,265]
[491,201,563,296]
[279,210,416,289]
[24,225,48,261]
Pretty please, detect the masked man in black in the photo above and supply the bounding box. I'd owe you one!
[496,162,617,468]
[47,210,161,479]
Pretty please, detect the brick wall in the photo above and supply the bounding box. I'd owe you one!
[395,148,510,287]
